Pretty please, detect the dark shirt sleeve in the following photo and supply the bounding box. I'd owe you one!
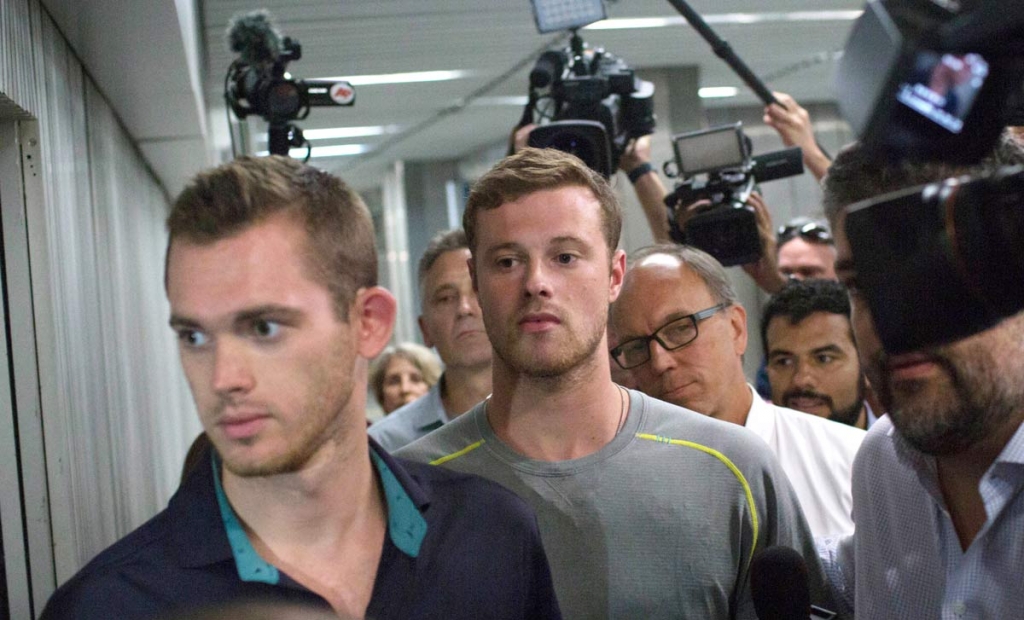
[523,513,563,619]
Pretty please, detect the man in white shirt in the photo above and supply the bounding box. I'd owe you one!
[818,138,1024,618]
[761,279,876,430]
[609,244,865,537]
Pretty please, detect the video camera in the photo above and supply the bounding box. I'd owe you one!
[224,10,356,157]
[837,0,1024,164]
[663,123,804,267]
[524,33,655,178]
[836,0,1024,353]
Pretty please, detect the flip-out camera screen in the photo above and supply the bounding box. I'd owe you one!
[674,125,745,176]
[896,52,990,134]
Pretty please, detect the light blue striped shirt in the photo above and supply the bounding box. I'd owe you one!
[819,415,1024,619]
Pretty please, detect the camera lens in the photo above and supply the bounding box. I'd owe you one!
[266,81,302,119]
[549,132,596,168]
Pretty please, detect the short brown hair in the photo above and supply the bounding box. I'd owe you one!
[167,156,376,320]
[823,134,1024,223]
[462,148,622,252]
[417,229,468,300]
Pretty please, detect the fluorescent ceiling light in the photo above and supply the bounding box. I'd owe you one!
[318,70,472,86]
[585,10,862,30]
[587,17,675,29]
[256,125,399,143]
[471,96,531,106]
[303,125,397,140]
[256,144,370,159]
[698,87,739,98]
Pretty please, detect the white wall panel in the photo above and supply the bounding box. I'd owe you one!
[33,7,114,583]
[0,0,41,118]
[85,78,198,529]
[1,0,199,604]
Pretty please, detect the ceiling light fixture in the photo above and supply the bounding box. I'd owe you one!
[698,86,739,98]
[318,70,472,86]
[256,125,400,142]
[585,10,863,30]
[256,144,370,158]
[470,96,531,106]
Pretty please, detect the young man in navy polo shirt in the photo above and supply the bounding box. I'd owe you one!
[40,156,560,620]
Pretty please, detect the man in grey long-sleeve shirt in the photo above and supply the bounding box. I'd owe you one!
[399,147,836,619]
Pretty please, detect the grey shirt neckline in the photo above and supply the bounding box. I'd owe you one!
[470,388,645,477]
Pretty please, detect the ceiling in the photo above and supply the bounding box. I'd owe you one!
[45,1,867,195]
[200,0,864,187]
[40,0,209,197]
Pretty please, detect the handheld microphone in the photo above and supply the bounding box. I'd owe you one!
[750,546,836,620]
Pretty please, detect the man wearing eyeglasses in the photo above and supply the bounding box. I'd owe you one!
[609,244,864,538]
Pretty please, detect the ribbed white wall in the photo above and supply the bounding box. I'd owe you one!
[0,0,199,604]
[0,0,41,117]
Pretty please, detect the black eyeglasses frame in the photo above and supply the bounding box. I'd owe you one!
[610,302,729,370]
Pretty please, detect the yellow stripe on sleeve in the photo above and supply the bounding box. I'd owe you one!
[429,439,486,466]
[635,433,761,569]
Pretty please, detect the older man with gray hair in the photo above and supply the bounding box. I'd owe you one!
[609,244,865,537]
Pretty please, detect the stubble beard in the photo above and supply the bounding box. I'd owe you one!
[213,346,355,478]
[491,309,607,382]
[871,343,1022,456]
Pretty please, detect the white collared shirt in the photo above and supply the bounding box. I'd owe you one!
[744,385,865,537]
[821,415,1024,620]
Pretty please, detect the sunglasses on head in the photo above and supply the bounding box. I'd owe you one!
[777,220,834,245]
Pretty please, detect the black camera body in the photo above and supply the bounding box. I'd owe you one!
[845,165,1024,354]
[837,0,1024,164]
[224,11,356,156]
[836,0,1024,353]
[526,36,655,177]
[665,123,803,267]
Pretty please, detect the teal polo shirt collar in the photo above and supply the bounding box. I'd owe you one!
[211,444,428,585]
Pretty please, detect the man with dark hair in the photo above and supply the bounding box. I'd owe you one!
[401,148,833,619]
[609,244,864,538]
[750,216,845,399]
[369,228,492,450]
[41,156,560,620]
[819,138,1024,617]
[761,279,873,429]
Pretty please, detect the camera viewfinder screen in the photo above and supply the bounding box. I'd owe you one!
[896,52,989,134]
[675,126,745,176]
